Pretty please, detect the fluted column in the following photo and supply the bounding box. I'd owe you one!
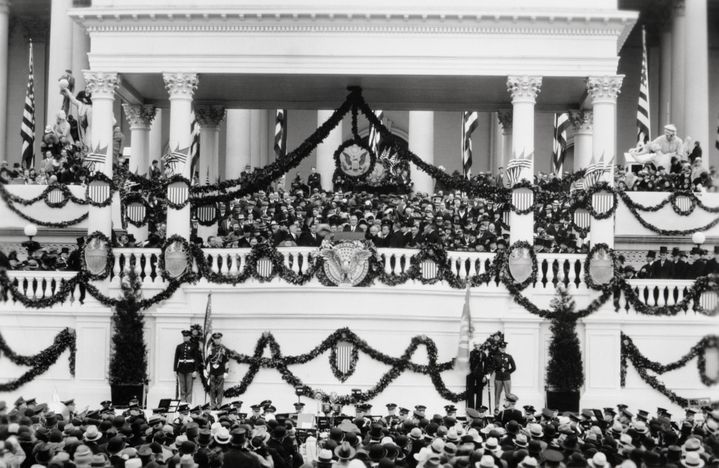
[497,110,513,171]
[316,110,342,191]
[408,111,435,195]
[123,104,156,244]
[670,0,685,132]
[47,0,74,122]
[196,105,225,185]
[163,72,198,239]
[507,76,541,244]
[659,23,672,129]
[149,109,163,168]
[684,0,709,167]
[0,0,9,155]
[83,71,119,237]
[587,76,623,248]
[225,109,251,179]
[569,110,593,170]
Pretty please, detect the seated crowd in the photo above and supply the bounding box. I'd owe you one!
[625,246,719,280]
[0,396,717,468]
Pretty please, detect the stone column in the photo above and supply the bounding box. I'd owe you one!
[123,104,156,243]
[47,0,74,122]
[0,0,9,155]
[670,0,685,131]
[316,110,342,191]
[83,71,119,237]
[659,23,672,129]
[148,109,163,168]
[196,105,225,185]
[569,110,593,170]
[225,109,251,180]
[684,0,709,167]
[587,76,623,248]
[408,111,435,195]
[163,72,198,239]
[497,110,513,171]
[71,22,90,93]
[257,109,270,167]
[506,76,542,245]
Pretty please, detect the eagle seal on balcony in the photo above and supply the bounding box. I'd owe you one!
[320,241,372,286]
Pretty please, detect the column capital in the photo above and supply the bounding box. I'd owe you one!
[506,76,542,104]
[497,109,512,132]
[569,109,593,133]
[123,104,156,130]
[195,105,226,128]
[82,71,119,99]
[163,72,198,99]
[586,75,624,104]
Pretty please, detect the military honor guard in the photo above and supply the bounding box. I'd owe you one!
[205,332,229,409]
[174,330,202,403]
[497,393,524,425]
[383,403,399,426]
[492,341,516,412]
[467,341,490,410]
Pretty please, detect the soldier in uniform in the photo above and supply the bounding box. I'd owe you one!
[383,403,399,427]
[174,330,202,403]
[496,394,524,425]
[492,341,516,413]
[467,341,490,410]
[205,332,229,409]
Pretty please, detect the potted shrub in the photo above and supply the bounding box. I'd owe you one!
[545,286,584,412]
[109,258,148,406]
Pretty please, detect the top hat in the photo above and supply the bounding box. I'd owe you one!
[181,330,191,337]
[211,332,223,339]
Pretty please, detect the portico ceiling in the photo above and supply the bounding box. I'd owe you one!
[120,73,588,112]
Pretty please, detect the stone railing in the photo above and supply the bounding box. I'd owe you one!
[615,279,713,312]
[1,270,82,304]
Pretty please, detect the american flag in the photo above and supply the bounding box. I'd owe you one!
[368,109,383,155]
[504,151,532,187]
[20,41,35,169]
[202,293,213,380]
[715,113,718,151]
[162,146,190,176]
[552,112,570,177]
[455,285,474,371]
[462,111,478,179]
[584,153,613,188]
[274,109,287,159]
[636,26,651,146]
[189,112,200,179]
[84,145,108,172]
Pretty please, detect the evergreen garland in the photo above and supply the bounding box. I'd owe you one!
[108,257,148,385]
[545,286,584,391]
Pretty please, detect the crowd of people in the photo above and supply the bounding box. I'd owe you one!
[0,396,716,468]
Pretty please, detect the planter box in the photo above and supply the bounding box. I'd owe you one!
[110,384,145,408]
[545,390,580,413]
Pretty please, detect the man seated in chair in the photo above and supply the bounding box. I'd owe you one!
[627,124,684,171]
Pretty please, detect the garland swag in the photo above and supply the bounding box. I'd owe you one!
[621,333,718,407]
[0,328,76,391]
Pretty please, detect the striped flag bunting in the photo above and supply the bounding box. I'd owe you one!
[552,112,570,177]
[189,112,200,179]
[583,153,614,189]
[202,293,213,380]
[636,26,651,146]
[83,145,108,172]
[274,109,288,159]
[504,151,532,187]
[21,41,35,169]
[462,111,479,179]
[368,110,384,155]
[456,285,474,371]
[162,146,190,176]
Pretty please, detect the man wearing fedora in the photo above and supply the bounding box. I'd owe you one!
[205,332,229,410]
[174,330,202,404]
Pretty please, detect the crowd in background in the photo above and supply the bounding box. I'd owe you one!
[626,246,719,280]
[0,396,716,468]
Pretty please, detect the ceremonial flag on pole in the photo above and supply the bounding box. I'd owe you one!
[715,113,719,151]
[552,112,570,177]
[21,41,35,169]
[456,286,475,371]
[637,26,651,146]
[202,293,212,378]
[274,109,287,159]
[189,111,200,180]
[462,111,478,179]
[368,110,384,155]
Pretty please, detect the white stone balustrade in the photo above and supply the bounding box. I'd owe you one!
[619,279,698,309]
[2,270,80,304]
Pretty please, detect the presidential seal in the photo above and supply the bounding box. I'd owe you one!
[320,240,373,286]
[164,238,190,280]
[334,140,376,179]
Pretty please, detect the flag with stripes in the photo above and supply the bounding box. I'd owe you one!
[715,113,719,151]
[368,110,384,155]
[456,286,474,371]
[84,145,108,172]
[162,146,190,176]
[552,112,570,176]
[637,26,651,146]
[274,109,287,159]
[189,112,200,179]
[21,41,35,169]
[504,151,532,187]
[462,111,478,179]
[202,293,213,379]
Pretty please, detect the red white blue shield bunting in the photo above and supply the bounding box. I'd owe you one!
[591,190,614,215]
[196,203,217,223]
[87,179,112,205]
[420,259,438,280]
[167,180,189,206]
[256,257,273,278]
[573,208,591,229]
[508,247,532,284]
[589,247,614,285]
[164,240,189,279]
[672,195,693,214]
[126,202,147,225]
[330,340,358,382]
[47,188,65,206]
[512,187,533,212]
[699,290,718,315]
[84,236,109,277]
